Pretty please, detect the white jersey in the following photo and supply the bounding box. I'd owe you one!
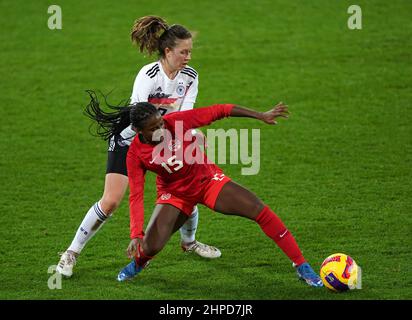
[117,61,199,147]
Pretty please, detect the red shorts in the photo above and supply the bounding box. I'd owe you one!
[156,173,231,216]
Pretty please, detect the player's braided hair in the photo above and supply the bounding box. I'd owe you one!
[130,102,159,130]
[131,15,192,57]
[84,90,159,140]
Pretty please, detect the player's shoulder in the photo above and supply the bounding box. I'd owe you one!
[163,112,181,124]
[128,137,141,155]
[180,65,198,79]
[127,141,146,167]
[163,107,194,124]
[138,61,160,79]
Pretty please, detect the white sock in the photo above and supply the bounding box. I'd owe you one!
[67,201,109,254]
[180,206,199,244]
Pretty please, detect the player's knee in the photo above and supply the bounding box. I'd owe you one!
[250,199,265,218]
[100,195,122,215]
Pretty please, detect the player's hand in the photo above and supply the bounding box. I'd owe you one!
[126,238,142,259]
[260,102,289,125]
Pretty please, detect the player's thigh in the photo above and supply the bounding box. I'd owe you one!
[214,181,264,220]
[143,204,188,255]
[100,173,128,213]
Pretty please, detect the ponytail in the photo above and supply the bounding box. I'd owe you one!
[131,15,192,57]
[131,15,169,56]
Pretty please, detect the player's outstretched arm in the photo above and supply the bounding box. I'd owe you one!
[165,102,289,130]
[231,102,289,125]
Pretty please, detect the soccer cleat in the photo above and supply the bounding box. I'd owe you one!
[294,262,324,287]
[181,240,222,259]
[117,259,149,282]
[56,251,77,277]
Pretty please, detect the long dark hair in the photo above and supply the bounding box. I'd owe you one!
[84,90,159,140]
[131,15,192,57]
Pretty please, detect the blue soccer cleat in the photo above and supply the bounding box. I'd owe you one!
[294,262,324,287]
[117,259,148,282]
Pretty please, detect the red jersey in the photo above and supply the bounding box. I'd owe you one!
[127,104,235,239]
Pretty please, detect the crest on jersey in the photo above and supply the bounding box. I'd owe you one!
[176,85,185,96]
[168,139,182,152]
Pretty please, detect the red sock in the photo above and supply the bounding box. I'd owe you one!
[255,206,306,266]
[134,244,153,267]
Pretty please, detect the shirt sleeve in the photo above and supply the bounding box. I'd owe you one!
[118,125,136,146]
[121,66,156,144]
[180,75,198,111]
[127,149,146,239]
[130,67,155,104]
[166,104,235,131]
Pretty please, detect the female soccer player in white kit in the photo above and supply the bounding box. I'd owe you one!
[57,16,221,277]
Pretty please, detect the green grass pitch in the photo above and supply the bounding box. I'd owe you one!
[0,0,411,300]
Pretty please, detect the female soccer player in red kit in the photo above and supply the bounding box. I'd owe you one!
[57,16,220,278]
[85,93,323,287]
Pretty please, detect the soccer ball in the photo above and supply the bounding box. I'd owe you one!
[320,253,360,292]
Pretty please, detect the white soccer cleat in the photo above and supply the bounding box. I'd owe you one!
[181,240,222,259]
[56,251,77,277]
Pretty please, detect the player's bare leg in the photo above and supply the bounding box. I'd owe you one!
[100,173,130,214]
[57,173,128,277]
[143,204,188,255]
[213,180,265,219]
[213,181,323,287]
[117,204,187,281]
[58,172,217,277]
